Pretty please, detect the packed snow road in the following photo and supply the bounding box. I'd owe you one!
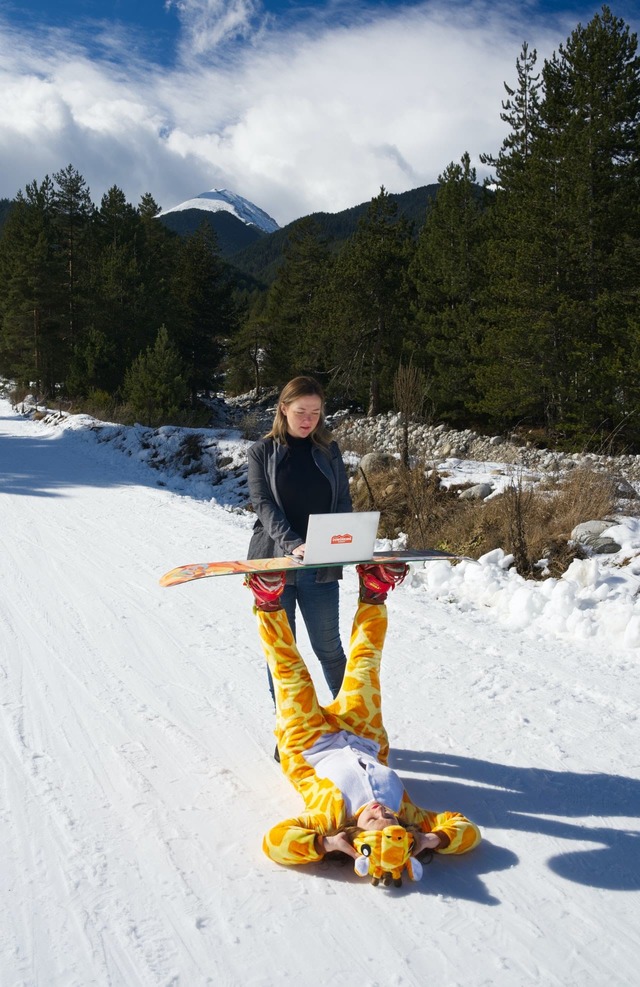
[1,400,639,987]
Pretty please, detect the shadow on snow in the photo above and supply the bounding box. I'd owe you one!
[391,748,640,894]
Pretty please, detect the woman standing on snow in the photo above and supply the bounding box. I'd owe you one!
[247,376,352,712]
[245,562,481,886]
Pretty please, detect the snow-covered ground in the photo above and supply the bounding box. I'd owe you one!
[1,397,639,987]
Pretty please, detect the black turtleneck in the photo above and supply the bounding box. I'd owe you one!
[276,435,332,539]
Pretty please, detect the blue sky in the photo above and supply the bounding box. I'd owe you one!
[1,1,639,223]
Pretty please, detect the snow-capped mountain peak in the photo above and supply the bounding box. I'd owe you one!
[159,188,280,234]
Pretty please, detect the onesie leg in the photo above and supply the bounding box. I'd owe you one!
[325,600,390,761]
[255,609,329,763]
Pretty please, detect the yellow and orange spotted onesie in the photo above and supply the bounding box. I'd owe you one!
[256,599,481,867]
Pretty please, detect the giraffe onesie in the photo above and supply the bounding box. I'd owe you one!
[257,599,481,867]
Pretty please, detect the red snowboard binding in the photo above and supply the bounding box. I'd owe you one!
[356,563,409,604]
[245,571,286,611]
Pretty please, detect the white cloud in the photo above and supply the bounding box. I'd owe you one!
[167,0,266,55]
[0,2,617,224]
[0,76,70,136]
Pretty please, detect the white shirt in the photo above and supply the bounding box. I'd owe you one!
[303,729,405,818]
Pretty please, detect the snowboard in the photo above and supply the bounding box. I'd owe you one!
[159,548,459,588]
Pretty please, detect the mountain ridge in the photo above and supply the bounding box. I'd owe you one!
[227,184,444,285]
[159,188,280,234]
[156,182,449,285]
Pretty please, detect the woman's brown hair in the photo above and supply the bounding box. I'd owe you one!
[265,376,333,449]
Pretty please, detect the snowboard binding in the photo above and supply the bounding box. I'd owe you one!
[356,563,409,604]
[245,571,286,611]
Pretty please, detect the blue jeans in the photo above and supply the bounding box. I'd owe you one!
[267,568,347,703]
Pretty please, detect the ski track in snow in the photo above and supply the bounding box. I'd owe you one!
[1,400,639,987]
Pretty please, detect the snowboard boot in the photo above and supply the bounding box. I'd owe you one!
[356,563,409,604]
[245,571,286,611]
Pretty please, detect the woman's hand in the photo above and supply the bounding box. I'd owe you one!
[319,833,359,859]
[414,831,447,854]
[292,544,306,558]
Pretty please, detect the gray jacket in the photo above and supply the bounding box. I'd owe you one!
[247,437,352,583]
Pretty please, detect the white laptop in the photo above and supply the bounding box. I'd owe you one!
[297,511,380,566]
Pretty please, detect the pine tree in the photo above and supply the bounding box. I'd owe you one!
[227,291,269,395]
[538,5,640,440]
[137,193,179,356]
[95,186,139,250]
[258,217,333,386]
[325,188,414,414]
[0,177,66,392]
[480,42,542,192]
[138,193,161,221]
[52,165,94,353]
[170,224,236,405]
[476,43,555,428]
[410,153,486,422]
[123,325,188,425]
[83,187,144,392]
[478,10,640,443]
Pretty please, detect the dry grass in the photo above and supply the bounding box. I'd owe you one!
[352,461,622,578]
[491,467,619,577]
[352,462,468,547]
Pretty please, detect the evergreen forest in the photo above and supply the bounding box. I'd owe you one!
[1,6,639,448]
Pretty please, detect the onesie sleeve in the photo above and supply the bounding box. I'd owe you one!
[400,794,481,855]
[247,441,303,554]
[263,814,330,866]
